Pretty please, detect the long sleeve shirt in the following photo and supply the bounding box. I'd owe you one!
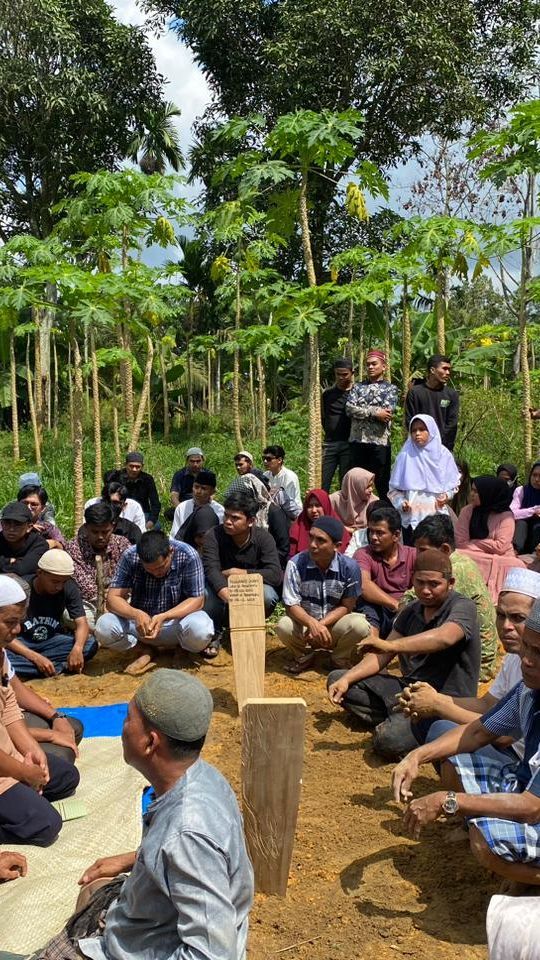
[405,381,459,451]
[510,486,540,521]
[0,529,48,577]
[321,385,351,441]
[79,759,254,960]
[202,526,282,594]
[109,470,161,524]
[455,505,516,556]
[347,380,399,446]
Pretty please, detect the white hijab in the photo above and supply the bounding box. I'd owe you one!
[390,415,461,493]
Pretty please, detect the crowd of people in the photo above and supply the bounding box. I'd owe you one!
[0,350,539,958]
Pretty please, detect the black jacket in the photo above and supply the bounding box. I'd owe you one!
[0,529,48,577]
[202,526,282,594]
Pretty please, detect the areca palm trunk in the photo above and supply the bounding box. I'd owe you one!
[26,336,42,467]
[435,266,448,353]
[130,336,154,450]
[10,332,20,461]
[90,328,102,496]
[52,334,59,439]
[401,279,412,400]
[33,322,43,437]
[232,267,243,449]
[299,170,321,488]
[160,342,170,440]
[358,304,365,380]
[112,372,122,468]
[207,349,214,415]
[70,321,85,529]
[383,300,391,379]
[257,355,267,449]
[119,322,134,429]
[520,172,535,464]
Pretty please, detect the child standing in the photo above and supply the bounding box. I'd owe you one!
[388,416,461,544]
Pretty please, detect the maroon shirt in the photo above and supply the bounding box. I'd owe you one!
[355,544,416,599]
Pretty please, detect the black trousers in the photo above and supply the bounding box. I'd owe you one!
[349,442,391,500]
[0,753,79,846]
[514,517,540,555]
[24,711,84,763]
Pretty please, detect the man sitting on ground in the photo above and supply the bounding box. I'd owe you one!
[67,503,130,630]
[96,530,215,674]
[404,514,499,679]
[392,596,540,889]
[202,491,282,653]
[170,470,224,540]
[7,651,82,762]
[262,445,303,518]
[34,670,254,960]
[0,501,48,576]
[277,516,370,675]
[108,452,161,529]
[6,550,96,679]
[395,566,540,749]
[167,446,205,519]
[355,506,416,639]
[328,549,480,759]
[0,575,79,847]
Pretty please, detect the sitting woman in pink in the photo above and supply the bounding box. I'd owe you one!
[455,475,525,601]
[289,489,351,558]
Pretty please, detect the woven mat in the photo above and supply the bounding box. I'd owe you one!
[0,737,145,955]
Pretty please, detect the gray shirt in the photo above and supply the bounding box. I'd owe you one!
[80,759,254,960]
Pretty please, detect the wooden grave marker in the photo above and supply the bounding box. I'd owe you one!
[241,697,307,896]
[228,573,266,709]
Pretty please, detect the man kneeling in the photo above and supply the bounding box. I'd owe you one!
[34,670,254,960]
[391,596,540,889]
[96,530,214,674]
[277,516,370,674]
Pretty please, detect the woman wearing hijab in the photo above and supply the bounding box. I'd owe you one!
[455,475,525,601]
[497,462,519,493]
[224,473,290,568]
[289,489,351,558]
[330,468,377,534]
[510,461,540,554]
[175,504,220,554]
[388,416,461,544]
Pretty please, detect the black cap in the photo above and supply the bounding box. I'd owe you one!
[195,470,217,488]
[333,358,353,370]
[2,501,32,523]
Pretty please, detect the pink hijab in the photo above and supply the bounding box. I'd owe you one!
[330,468,377,527]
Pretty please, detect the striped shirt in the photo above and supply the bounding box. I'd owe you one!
[111,539,205,616]
[282,550,360,619]
[482,682,540,795]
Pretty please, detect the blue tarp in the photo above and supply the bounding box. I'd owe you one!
[59,702,128,738]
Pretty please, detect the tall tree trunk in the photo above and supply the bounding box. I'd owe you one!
[112,372,121,468]
[160,342,170,440]
[38,282,56,430]
[70,321,85,530]
[257,355,267,449]
[52,333,59,439]
[68,341,74,444]
[119,323,134,429]
[358,304,365,380]
[90,328,102,497]
[346,268,356,359]
[216,348,221,414]
[130,337,154,450]
[232,268,243,449]
[207,349,214,415]
[26,336,42,467]
[435,267,448,353]
[383,300,391,379]
[248,356,256,436]
[299,170,321,488]
[83,322,90,415]
[147,388,152,443]
[401,279,412,400]
[521,172,535,464]
[10,332,20,461]
[32,320,43,438]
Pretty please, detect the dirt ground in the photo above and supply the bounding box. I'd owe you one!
[32,633,497,960]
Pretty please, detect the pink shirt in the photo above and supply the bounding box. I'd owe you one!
[455,505,516,557]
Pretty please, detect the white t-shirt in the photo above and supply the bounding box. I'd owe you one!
[263,466,302,517]
[171,499,224,538]
[84,496,146,532]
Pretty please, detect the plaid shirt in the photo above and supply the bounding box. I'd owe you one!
[282,550,360,619]
[481,682,540,795]
[67,529,130,602]
[111,539,204,616]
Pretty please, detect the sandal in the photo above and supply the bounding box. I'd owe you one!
[201,638,221,660]
[284,651,316,675]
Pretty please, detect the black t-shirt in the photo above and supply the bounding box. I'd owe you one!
[0,529,48,577]
[392,590,480,696]
[405,381,459,451]
[21,575,85,644]
[321,386,351,442]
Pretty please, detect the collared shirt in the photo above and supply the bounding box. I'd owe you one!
[111,539,204,615]
[347,379,399,446]
[202,526,282,595]
[481,683,540,795]
[263,466,302,517]
[79,759,254,960]
[170,466,197,502]
[356,544,416,599]
[171,499,224,538]
[67,529,131,603]
[108,470,161,524]
[283,550,360,619]
[393,591,480,696]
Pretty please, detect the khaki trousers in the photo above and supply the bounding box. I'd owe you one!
[276,612,370,666]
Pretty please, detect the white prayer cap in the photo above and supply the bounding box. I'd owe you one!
[501,567,540,600]
[235,450,254,463]
[186,447,204,458]
[0,575,27,607]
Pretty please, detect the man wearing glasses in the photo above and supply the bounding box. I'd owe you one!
[262,445,302,519]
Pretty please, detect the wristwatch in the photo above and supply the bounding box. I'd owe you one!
[442,791,459,815]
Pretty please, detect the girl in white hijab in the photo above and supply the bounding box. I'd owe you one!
[389,415,461,543]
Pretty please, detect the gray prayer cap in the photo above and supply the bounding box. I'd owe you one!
[134,669,213,741]
[525,598,540,635]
